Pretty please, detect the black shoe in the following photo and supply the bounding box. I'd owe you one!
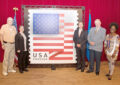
[108,75,112,80]
[19,70,24,73]
[86,70,93,73]
[96,72,99,75]
[23,68,29,72]
[81,69,84,72]
[76,67,81,71]
[106,74,110,77]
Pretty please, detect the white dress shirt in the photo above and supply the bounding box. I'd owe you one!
[20,32,27,51]
[78,28,83,37]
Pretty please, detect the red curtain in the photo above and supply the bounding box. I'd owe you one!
[0,0,120,62]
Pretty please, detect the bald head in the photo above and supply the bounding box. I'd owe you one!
[7,17,13,26]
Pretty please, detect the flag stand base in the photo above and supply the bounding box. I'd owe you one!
[51,64,56,70]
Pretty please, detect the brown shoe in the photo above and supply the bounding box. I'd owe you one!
[106,74,110,77]
[108,75,112,80]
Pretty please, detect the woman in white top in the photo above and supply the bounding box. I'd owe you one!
[104,23,119,80]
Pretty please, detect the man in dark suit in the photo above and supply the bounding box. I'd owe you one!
[15,26,29,73]
[73,21,88,72]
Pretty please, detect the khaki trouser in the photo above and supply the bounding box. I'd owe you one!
[3,43,15,73]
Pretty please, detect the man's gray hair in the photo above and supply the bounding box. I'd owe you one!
[94,19,101,24]
[7,17,13,22]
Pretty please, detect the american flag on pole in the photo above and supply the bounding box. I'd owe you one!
[28,9,78,64]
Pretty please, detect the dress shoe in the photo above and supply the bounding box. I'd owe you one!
[2,72,8,76]
[19,70,23,73]
[76,68,81,71]
[23,68,29,72]
[81,68,85,72]
[108,75,112,80]
[96,72,99,75]
[8,69,16,73]
[106,74,110,77]
[86,70,93,73]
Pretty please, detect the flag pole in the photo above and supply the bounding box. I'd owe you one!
[13,7,19,64]
[86,9,91,67]
[13,7,18,30]
[89,9,91,13]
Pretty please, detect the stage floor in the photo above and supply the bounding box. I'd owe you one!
[0,62,120,85]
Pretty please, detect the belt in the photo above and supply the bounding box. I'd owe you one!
[3,41,15,44]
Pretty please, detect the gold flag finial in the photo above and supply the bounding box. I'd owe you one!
[13,7,18,14]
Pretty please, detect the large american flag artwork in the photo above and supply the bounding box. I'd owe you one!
[28,9,78,64]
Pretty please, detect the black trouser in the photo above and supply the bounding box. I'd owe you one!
[89,49,102,72]
[76,48,86,70]
[24,51,29,68]
[17,51,28,71]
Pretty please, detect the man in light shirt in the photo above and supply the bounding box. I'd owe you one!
[0,17,17,76]
[86,19,106,75]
